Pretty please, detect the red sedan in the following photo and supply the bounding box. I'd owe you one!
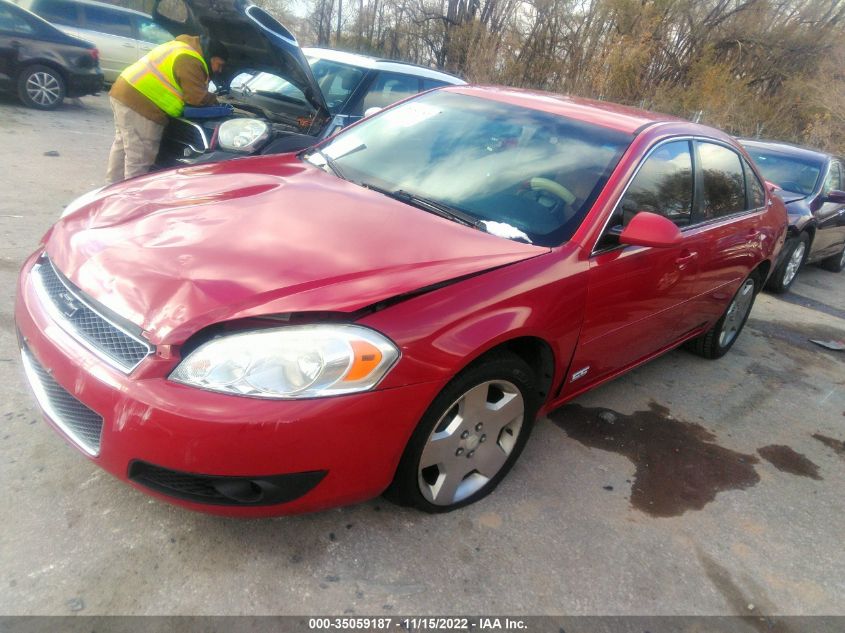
[16,86,787,516]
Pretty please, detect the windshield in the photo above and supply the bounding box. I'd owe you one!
[743,147,824,196]
[307,91,632,246]
[242,58,366,115]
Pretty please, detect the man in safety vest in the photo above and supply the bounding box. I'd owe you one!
[106,35,228,183]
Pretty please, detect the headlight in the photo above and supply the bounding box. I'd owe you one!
[170,325,400,399]
[217,119,270,152]
[60,185,106,219]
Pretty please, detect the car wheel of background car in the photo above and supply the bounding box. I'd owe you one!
[819,242,845,273]
[17,65,65,110]
[687,274,759,359]
[385,351,539,513]
[766,233,808,293]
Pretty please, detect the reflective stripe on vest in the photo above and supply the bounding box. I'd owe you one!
[121,41,209,118]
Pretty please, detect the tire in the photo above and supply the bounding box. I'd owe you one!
[17,65,65,110]
[766,233,808,293]
[687,274,758,359]
[384,351,539,513]
[820,242,845,273]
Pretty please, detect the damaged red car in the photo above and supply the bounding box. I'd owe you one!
[16,86,787,516]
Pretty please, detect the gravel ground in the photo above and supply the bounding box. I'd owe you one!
[0,93,843,617]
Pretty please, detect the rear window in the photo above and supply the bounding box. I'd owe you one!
[82,4,134,38]
[743,146,824,196]
[33,0,78,26]
[0,5,35,33]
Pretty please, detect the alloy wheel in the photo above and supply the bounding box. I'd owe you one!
[417,379,525,506]
[782,241,805,286]
[719,278,755,348]
[26,72,62,107]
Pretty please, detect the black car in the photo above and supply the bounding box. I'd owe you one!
[150,0,464,169]
[0,0,101,109]
[741,139,845,292]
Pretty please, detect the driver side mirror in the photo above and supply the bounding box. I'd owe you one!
[823,189,845,204]
[619,211,683,248]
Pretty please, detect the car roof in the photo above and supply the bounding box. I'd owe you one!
[739,138,832,163]
[22,0,150,18]
[302,47,465,84]
[440,85,686,134]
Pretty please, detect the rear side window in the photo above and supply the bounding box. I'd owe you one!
[744,159,766,209]
[82,5,133,38]
[619,140,694,227]
[0,5,35,33]
[698,142,746,220]
[34,0,78,26]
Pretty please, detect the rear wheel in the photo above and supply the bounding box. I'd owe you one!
[687,274,758,359]
[17,65,65,110]
[385,352,539,512]
[766,233,808,293]
[820,243,845,273]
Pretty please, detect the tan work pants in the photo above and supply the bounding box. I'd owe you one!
[106,97,165,183]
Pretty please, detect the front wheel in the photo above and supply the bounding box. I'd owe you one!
[17,65,65,110]
[766,233,808,293]
[687,274,758,359]
[385,352,539,512]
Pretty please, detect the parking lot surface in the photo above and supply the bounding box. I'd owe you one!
[0,94,843,616]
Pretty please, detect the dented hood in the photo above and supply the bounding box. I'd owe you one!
[46,156,546,344]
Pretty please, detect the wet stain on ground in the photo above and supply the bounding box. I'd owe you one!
[758,445,822,480]
[747,318,845,365]
[550,402,760,517]
[812,433,845,459]
[775,292,845,321]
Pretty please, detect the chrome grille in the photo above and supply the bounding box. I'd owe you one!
[32,257,153,373]
[21,345,103,456]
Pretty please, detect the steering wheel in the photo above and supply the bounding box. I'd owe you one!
[527,177,577,205]
[777,181,802,192]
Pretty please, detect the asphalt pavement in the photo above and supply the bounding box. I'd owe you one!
[0,93,843,617]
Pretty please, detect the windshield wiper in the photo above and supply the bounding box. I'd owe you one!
[310,148,347,181]
[360,183,483,230]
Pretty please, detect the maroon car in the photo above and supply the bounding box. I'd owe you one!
[17,87,787,516]
[741,139,845,292]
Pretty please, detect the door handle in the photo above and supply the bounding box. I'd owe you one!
[675,250,698,268]
[122,42,135,48]
[10,40,21,48]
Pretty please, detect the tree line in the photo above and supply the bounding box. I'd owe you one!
[282,0,845,154]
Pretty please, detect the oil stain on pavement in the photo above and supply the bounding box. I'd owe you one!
[758,445,822,480]
[812,433,845,459]
[550,401,760,517]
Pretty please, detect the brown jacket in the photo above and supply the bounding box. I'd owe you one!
[109,34,218,125]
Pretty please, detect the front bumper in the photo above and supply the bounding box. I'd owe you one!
[15,251,444,516]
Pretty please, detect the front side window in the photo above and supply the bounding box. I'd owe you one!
[82,6,134,38]
[825,161,842,192]
[309,91,632,246]
[358,72,420,114]
[698,142,746,220]
[136,18,172,44]
[618,140,693,227]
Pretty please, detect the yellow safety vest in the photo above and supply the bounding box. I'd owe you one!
[121,40,209,117]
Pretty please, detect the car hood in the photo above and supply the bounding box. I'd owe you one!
[152,0,329,117]
[46,157,547,345]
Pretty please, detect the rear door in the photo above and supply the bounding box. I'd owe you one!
[0,3,36,83]
[681,141,766,326]
[563,139,703,391]
[77,4,137,81]
[812,160,845,257]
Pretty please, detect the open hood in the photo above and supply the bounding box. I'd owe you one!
[152,0,329,117]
